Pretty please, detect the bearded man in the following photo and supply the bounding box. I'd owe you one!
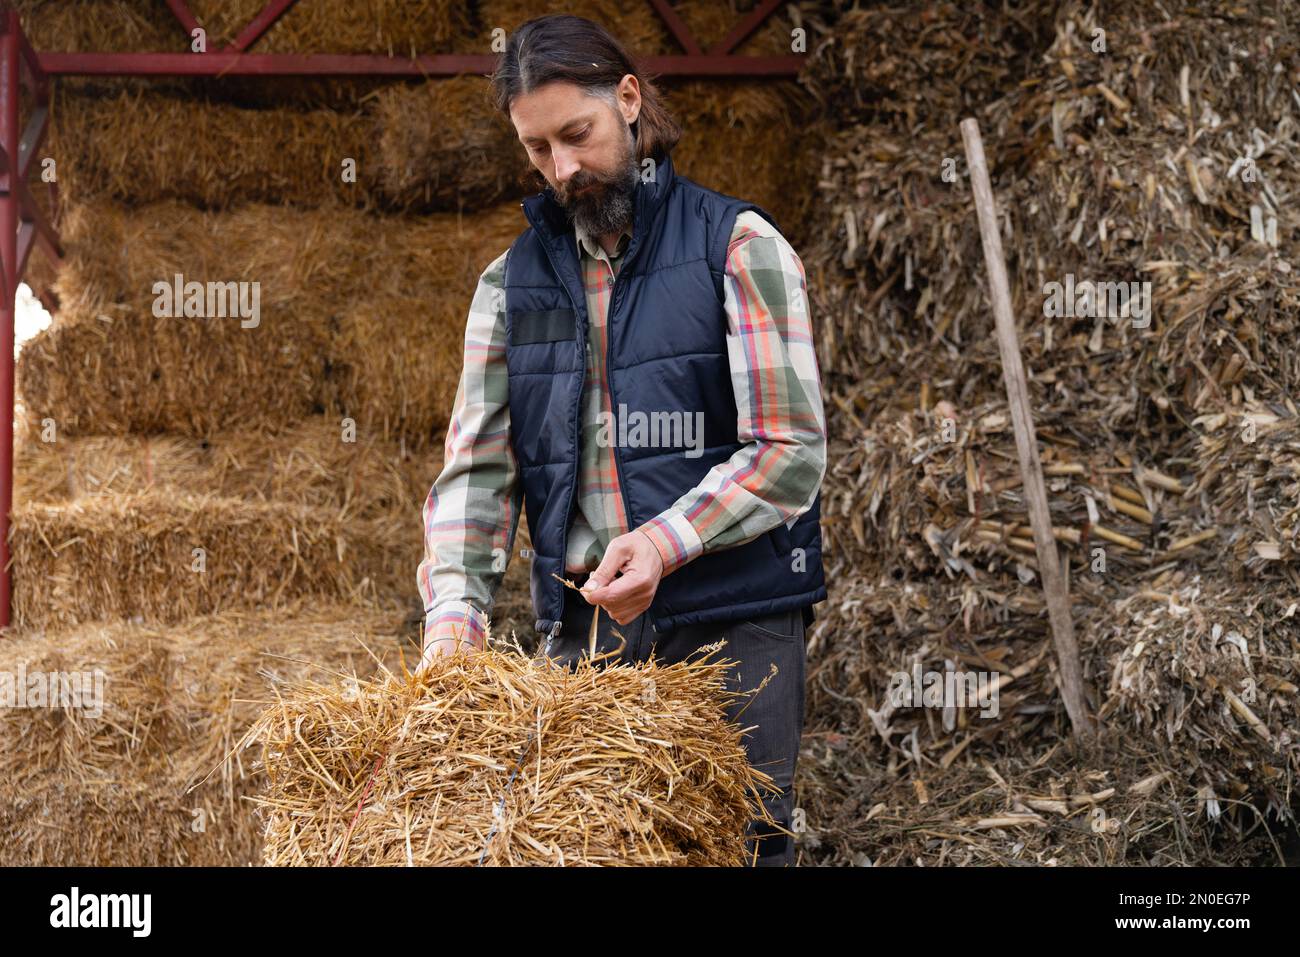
[417,14,827,867]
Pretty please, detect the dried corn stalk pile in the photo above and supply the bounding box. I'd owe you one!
[797,0,1300,864]
[246,645,777,866]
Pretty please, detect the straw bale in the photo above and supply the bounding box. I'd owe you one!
[16,302,332,440]
[478,0,669,56]
[671,0,804,57]
[44,81,379,210]
[369,75,818,233]
[665,79,818,246]
[0,778,264,867]
[12,1,189,54]
[372,77,525,212]
[246,642,778,865]
[329,200,528,447]
[17,197,526,445]
[186,0,470,56]
[14,0,470,55]
[39,73,823,218]
[478,0,799,57]
[9,491,418,630]
[0,602,411,865]
[7,418,542,651]
[13,415,434,519]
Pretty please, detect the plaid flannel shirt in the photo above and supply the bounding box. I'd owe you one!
[417,208,826,647]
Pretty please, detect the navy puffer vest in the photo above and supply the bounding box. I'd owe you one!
[503,150,826,637]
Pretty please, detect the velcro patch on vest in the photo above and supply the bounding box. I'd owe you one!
[509,308,575,345]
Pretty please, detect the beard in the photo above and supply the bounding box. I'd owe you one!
[555,122,640,237]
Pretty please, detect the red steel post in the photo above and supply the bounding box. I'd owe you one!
[0,10,18,628]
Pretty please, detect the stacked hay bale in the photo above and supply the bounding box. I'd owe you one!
[5,0,824,864]
[246,645,775,866]
[797,0,1300,865]
[5,0,512,865]
[17,197,523,442]
[0,604,411,866]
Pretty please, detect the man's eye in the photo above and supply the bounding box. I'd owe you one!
[571,128,590,142]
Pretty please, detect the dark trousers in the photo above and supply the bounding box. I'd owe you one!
[545,577,807,867]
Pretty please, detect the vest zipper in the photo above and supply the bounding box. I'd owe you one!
[605,247,642,622]
[526,227,585,637]
[543,618,562,656]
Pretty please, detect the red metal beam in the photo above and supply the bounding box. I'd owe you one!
[708,0,786,56]
[0,10,18,628]
[17,102,45,178]
[228,0,300,53]
[645,0,701,56]
[15,13,45,99]
[164,0,204,43]
[37,52,803,77]
[14,218,32,284]
[15,178,59,261]
[24,0,802,77]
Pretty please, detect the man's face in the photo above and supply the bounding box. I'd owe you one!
[511,79,641,236]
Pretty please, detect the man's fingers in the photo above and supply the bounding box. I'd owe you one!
[584,569,634,606]
[594,571,640,604]
[587,539,632,590]
[419,634,482,671]
[588,569,655,623]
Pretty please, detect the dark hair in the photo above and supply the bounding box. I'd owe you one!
[490,14,682,169]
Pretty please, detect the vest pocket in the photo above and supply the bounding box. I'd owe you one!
[509,308,575,345]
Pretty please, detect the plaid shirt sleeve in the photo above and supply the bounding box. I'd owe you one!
[635,212,827,575]
[416,248,523,647]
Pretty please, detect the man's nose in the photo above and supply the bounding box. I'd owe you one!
[553,147,581,186]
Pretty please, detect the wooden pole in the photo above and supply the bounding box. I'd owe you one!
[960,117,1096,739]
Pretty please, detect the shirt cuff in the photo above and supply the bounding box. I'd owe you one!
[635,511,704,576]
[423,601,488,648]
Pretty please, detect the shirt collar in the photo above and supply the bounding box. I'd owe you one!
[574,219,633,260]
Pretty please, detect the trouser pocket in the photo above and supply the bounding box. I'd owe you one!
[734,608,803,641]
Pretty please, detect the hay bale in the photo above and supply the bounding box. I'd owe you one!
[0,777,264,867]
[12,0,188,54]
[0,602,411,865]
[17,303,332,440]
[368,78,816,220]
[479,0,670,55]
[44,81,379,210]
[245,643,777,865]
[479,0,798,57]
[9,492,417,630]
[328,200,527,447]
[13,416,435,518]
[187,0,470,55]
[372,77,525,212]
[18,197,526,445]
[666,80,817,243]
[15,0,471,54]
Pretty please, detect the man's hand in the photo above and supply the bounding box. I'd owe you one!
[417,621,486,673]
[581,530,665,625]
